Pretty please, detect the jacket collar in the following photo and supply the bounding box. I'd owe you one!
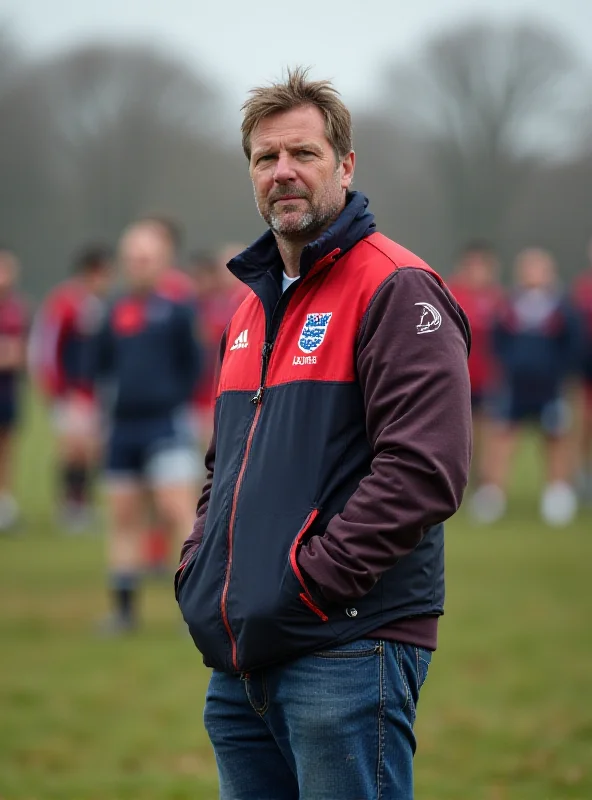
[227,191,375,290]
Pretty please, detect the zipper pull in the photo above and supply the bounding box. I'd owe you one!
[261,341,273,363]
[251,386,264,405]
[251,342,273,405]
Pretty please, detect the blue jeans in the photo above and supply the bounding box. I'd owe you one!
[204,639,432,799]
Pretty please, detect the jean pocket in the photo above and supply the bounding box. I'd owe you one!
[392,642,426,722]
[313,639,381,659]
[416,647,432,690]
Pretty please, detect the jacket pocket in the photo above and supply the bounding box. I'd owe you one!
[288,508,328,622]
[174,548,198,601]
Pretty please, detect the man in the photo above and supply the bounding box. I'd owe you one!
[28,245,112,531]
[448,240,504,410]
[190,247,249,451]
[144,215,197,306]
[472,248,582,525]
[0,246,28,531]
[571,238,592,502]
[448,240,505,492]
[176,68,471,799]
[91,219,201,632]
[137,216,197,573]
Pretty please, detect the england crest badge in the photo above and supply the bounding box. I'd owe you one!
[298,312,333,353]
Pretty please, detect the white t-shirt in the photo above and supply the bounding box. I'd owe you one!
[282,272,299,294]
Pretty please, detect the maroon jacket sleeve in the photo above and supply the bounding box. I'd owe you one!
[180,431,216,563]
[298,267,472,603]
[179,330,226,563]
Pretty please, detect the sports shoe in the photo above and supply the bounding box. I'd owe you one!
[469,483,507,524]
[96,613,138,636]
[59,502,96,535]
[540,481,578,527]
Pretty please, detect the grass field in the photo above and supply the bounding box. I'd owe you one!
[1,394,591,799]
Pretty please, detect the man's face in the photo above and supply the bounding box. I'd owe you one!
[119,225,171,292]
[249,105,354,241]
[0,251,17,294]
[459,251,498,290]
[87,263,113,298]
[515,249,556,290]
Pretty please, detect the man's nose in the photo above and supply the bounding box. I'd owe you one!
[273,153,297,183]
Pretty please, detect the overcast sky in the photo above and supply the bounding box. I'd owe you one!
[1,0,591,111]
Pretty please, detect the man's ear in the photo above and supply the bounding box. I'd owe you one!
[340,151,355,190]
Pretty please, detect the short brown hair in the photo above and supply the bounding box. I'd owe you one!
[73,243,113,274]
[241,66,353,161]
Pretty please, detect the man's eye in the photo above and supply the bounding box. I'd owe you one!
[297,150,315,158]
[257,154,276,164]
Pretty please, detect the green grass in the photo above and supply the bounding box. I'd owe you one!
[1,394,591,799]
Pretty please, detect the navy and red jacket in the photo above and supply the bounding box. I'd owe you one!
[90,291,201,420]
[177,192,472,674]
[0,291,28,397]
[493,289,583,398]
[29,280,103,401]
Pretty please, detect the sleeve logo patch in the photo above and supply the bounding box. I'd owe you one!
[298,313,333,353]
[415,302,442,334]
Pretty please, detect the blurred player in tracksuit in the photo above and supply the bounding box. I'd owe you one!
[0,246,28,531]
[90,219,202,632]
[134,216,197,572]
[28,245,113,531]
[448,240,505,486]
[472,248,583,525]
[571,237,592,502]
[190,246,249,452]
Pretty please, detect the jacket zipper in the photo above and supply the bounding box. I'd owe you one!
[221,254,340,670]
[289,508,328,621]
[220,399,262,670]
[221,339,274,671]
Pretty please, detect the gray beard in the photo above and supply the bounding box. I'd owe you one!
[254,169,345,242]
[258,196,343,242]
[268,207,316,239]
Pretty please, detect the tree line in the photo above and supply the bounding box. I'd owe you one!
[1,19,591,298]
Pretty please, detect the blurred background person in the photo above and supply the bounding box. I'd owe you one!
[448,240,505,486]
[90,219,202,632]
[136,216,196,573]
[28,245,113,532]
[571,236,592,504]
[140,215,197,305]
[190,250,222,455]
[190,245,249,453]
[471,248,582,526]
[0,246,29,531]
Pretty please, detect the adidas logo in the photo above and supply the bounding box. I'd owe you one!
[230,329,249,350]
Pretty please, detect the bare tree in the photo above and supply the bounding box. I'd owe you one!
[382,20,583,266]
[0,28,62,296]
[32,43,222,240]
[353,114,449,271]
[0,41,263,297]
